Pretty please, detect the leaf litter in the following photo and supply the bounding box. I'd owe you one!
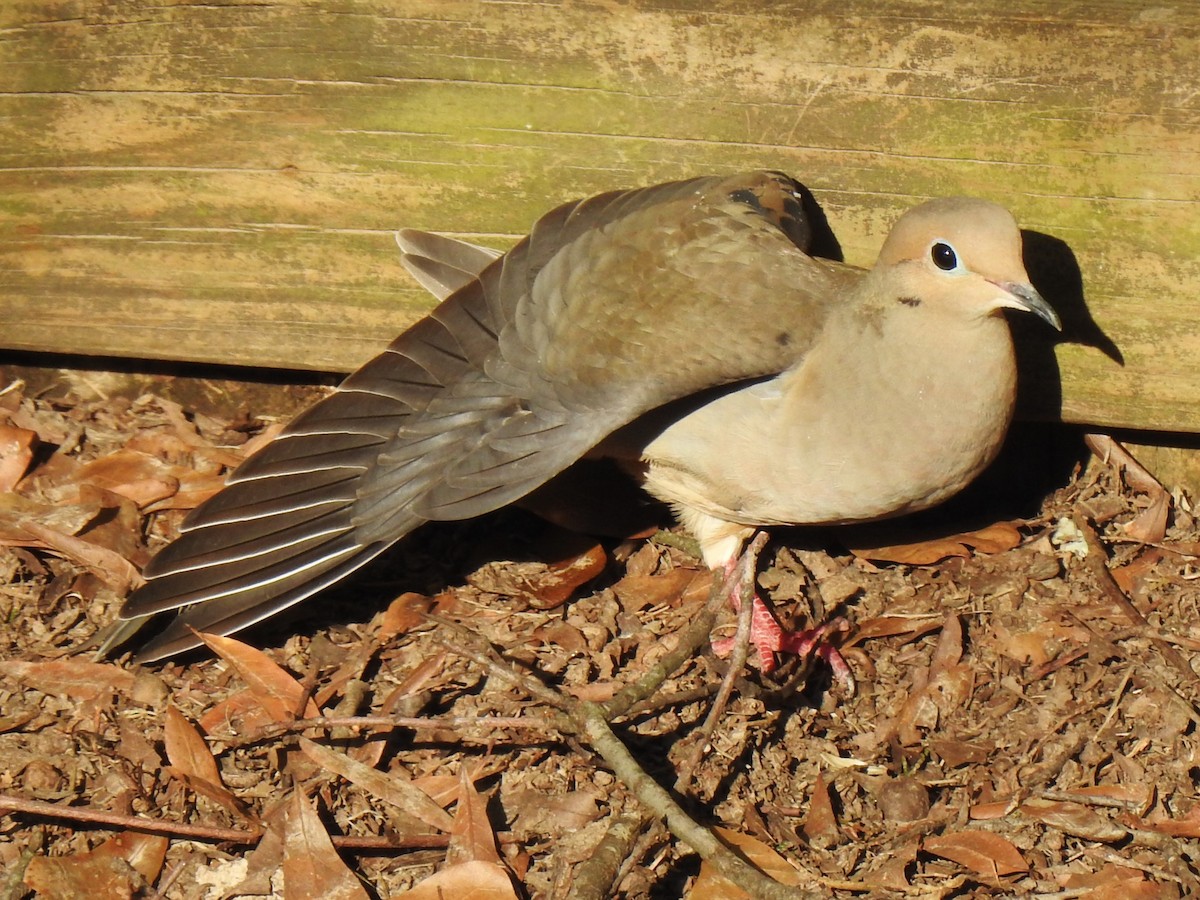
[0,376,1198,897]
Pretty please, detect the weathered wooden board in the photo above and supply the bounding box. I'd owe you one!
[1,1,1198,432]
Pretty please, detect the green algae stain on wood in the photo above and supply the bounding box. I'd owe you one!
[1,1,1199,432]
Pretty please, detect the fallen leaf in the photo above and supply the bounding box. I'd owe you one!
[197,632,320,722]
[930,739,992,768]
[689,827,803,898]
[0,423,37,491]
[1063,863,1165,899]
[24,831,168,898]
[72,449,180,508]
[1123,490,1170,543]
[164,705,252,822]
[16,519,142,594]
[849,614,943,645]
[1130,802,1200,838]
[281,791,370,900]
[299,738,453,832]
[613,567,710,612]
[802,773,839,845]
[378,591,434,642]
[448,767,502,867]
[0,659,136,701]
[401,859,518,899]
[528,540,607,609]
[1019,798,1128,842]
[849,522,1022,565]
[923,830,1027,877]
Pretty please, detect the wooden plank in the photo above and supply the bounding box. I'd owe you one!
[1,1,1198,432]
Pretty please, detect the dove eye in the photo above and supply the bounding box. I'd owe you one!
[931,241,959,271]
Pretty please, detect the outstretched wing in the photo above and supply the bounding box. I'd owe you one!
[122,170,845,660]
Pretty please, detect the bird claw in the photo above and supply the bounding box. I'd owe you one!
[711,599,856,694]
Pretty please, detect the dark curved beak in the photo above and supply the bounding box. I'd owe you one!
[995,281,1062,331]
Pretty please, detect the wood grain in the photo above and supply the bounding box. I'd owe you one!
[1,1,1197,431]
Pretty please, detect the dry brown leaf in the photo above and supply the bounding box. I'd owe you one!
[849,614,943,645]
[1019,798,1128,842]
[1123,490,1170,543]
[72,448,180,508]
[1070,784,1155,816]
[802,773,840,845]
[0,422,37,491]
[164,705,251,821]
[17,519,142,594]
[165,705,223,784]
[299,737,453,833]
[1129,802,1200,838]
[849,522,1023,565]
[0,659,136,701]
[613,567,709,612]
[448,767,502,867]
[690,826,804,898]
[378,591,434,642]
[1063,863,1166,899]
[281,791,370,900]
[198,688,274,736]
[508,788,601,835]
[0,492,102,545]
[527,540,607,609]
[930,739,992,768]
[197,632,321,722]
[401,859,519,900]
[24,831,168,898]
[923,829,1028,876]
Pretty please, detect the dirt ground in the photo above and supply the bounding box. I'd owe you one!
[1,370,1198,899]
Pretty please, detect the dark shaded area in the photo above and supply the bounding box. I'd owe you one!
[0,350,339,419]
[1013,229,1123,423]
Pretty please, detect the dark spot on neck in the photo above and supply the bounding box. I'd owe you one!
[898,296,922,307]
[775,331,791,347]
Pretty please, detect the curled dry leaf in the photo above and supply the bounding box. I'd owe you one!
[922,829,1028,877]
[196,632,321,722]
[802,772,840,845]
[448,767,503,867]
[1123,489,1170,544]
[0,659,136,701]
[1018,798,1129,843]
[848,521,1023,565]
[24,831,168,898]
[690,826,804,899]
[0,422,37,491]
[15,519,142,594]
[299,737,453,833]
[164,705,252,822]
[613,567,711,612]
[402,859,519,900]
[71,449,180,509]
[281,791,370,900]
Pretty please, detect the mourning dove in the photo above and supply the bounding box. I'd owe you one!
[116,171,1060,664]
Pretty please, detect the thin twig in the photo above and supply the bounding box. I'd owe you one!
[0,794,261,845]
[574,700,815,900]
[676,533,765,792]
[227,713,554,748]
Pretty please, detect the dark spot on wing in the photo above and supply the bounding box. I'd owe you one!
[728,174,811,250]
[898,296,922,307]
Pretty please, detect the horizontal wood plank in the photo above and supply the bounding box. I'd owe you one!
[1,1,1198,431]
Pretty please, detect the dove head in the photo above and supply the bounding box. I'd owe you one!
[872,197,1061,330]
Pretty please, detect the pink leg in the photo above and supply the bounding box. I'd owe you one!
[710,554,855,691]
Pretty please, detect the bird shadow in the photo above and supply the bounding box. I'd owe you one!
[1012,228,1122,423]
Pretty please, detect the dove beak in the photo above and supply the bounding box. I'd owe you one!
[992,280,1062,331]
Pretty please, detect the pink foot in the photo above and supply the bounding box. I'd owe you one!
[710,558,855,691]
